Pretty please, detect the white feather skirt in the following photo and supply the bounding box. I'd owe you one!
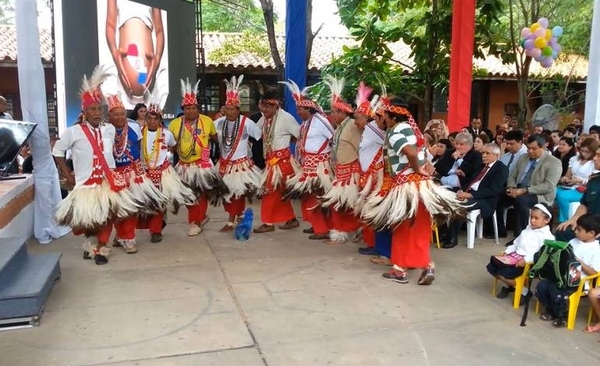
[55,181,139,233]
[354,168,384,215]
[217,158,262,200]
[260,155,300,193]
[175,161,230,205]
[361,175,466,230]
[117,164,169,216]
[320,161,360,211]
[160,166,197,213]
[286,153,333,196]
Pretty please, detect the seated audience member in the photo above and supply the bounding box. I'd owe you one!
[494,130,507,153]
[536,213,600,328]
[473,133,489,153]
[577,133,590,148]
[555,149,600,242]
[563,126,577,139]
[572,117,584,136]
[488,203,554,302]
[448,131,458,146]
[467,116,493,141]
[494,134,562,239]
[549,130,562,152]
[499,130,527,175]
[424,129,439,162]
[435,132,483,191]
[433,138,452,164]
[442,143,508,248]
[589,125,600,141]
[509,117,518,131]
[532,125,544,135]
[555,138,598,223]
[553,137,577,177]
[425,119,449,139]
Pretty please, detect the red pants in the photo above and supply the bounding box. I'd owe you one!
[301,194,330,235]
[115,216,137,240]
[261,190,295,224]
[148,213,164,234]
[76,223,113,245]
[224,196,246,217]
[187,197,208,224]
[391,202,432,269]
[363,225,376,248]
[331,208,361,233]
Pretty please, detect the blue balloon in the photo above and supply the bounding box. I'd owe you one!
[553,26,563,38]
[552,50,558,59]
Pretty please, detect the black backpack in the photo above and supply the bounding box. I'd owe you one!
[520,240,581,326]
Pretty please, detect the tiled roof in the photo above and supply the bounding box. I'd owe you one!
[0,25,588,80]
[0,25,53,62]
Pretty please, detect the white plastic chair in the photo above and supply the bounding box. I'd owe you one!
[568,202,580,218]
[466,209,499,249]
[503,205,514,227]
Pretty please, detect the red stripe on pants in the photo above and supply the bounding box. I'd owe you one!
[115,216,137,240]
[224,196,246,217]
[96,223,113,244]
[391,202,432,269]
[261,190,295,223]
[301,194,330,235]
[187,197,208,224]
[363,225,376,248]
[331,208,361,233]
[148,213,164,234]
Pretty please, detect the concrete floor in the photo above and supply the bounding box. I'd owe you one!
[2,202,600,366]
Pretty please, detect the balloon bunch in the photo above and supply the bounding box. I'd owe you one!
[520,18,563,68]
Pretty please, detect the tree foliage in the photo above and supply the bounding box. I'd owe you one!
[201,0,267,33]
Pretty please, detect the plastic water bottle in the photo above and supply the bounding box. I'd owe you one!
[235,208,253,241]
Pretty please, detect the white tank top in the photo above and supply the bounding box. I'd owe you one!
[117,0,153,30]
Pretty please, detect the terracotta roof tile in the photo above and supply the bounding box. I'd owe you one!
[0,25,53,62]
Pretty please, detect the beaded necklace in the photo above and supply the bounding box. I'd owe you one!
[113,122,129,158]
[142,126,163,168]
[177,117,204,159]
[262,110,278,156]
[221,115,241,154]
[331,117,349,167]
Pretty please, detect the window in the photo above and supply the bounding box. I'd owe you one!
[47,96,57,132]
[239,86,252,112]
[433,89,448,113]
[202,85,220,112]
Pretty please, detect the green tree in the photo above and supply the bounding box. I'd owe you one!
[200,0,267,33]
[0,0,15,25]
[322,0,504,122]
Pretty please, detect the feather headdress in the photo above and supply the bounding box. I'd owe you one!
[80,66,108,110]
[146,86,165,117]
[324,75,353,114]
[223,75,244,107]
[180,78,200,107]
[375,82,390,116]
[354,81,374,117]
[279,79,320,111]
[105,93,124,111]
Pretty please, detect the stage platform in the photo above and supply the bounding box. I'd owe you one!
[0,174,34,239]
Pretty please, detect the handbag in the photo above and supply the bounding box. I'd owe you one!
[490,252,524,267]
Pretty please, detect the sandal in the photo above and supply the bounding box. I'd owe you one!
[539,312,555,321]
[583,324,600,333]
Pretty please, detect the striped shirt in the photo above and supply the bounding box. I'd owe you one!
[386,122,426,175]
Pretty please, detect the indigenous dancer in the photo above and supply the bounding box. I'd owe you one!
[361,98,464,285]
[320,76,362,244]
[53,66,138,265]
[215,75,263,232]
[353,83,385,254]
[141,93,196,243]
[254,88,301,233]
[107,92,167,254]
[169,78,229,236]
[281,79,334,240]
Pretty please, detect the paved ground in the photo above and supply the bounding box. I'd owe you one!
[1,202,600,366]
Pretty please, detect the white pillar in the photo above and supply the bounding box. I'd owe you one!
[584,0,600,131]
[16,0,70,243]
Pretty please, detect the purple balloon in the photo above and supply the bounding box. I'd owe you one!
[525,48,533,57]
[538,18,549,28]
[554,43,562,53]
[524,39,535,50]
[521,28,532,38]
[527,33,536,41]
[552,50,558,59]
[534,28,546,38]
[541,58,553,68]
[531,48,542,59]
[548,37,557,46]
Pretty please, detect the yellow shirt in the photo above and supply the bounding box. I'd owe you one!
[168,115,216,163]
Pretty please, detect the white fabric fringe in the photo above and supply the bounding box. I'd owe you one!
[218,159,262,200]
[161,166,196,212]
[320,172,360,211]
[286,160,333,195]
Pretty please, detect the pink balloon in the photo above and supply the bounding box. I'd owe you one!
[524,39,535,50]
[554,43,562,52]
[527,33,536,41]
[521,28,532,38]
[525,48,533,57]
[534,28,546,38]
[531,48,542,59]
[538,18,549,28]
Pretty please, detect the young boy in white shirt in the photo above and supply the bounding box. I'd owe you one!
[536,213,600,327]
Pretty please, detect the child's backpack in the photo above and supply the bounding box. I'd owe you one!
[520,240,581,326]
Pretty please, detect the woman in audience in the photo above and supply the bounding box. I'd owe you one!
[424,129,440,162]
[555,138,598,223]
[553,137,577,177]
[129,103,148,128]
[425,119,449,139]
[473,133,489,153]
[487,203,554,304]
[493,130,507,152]
[433,138,452,164]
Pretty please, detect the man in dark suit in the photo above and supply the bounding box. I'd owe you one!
[467,116,493,142]
[435,132,483,191]
[442,143,509,248]
[493,133,562,239]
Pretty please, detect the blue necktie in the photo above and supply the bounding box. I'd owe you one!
[519,159,537,188]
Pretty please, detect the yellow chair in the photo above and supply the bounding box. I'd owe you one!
[431,222,440,249]
[491,262,532,309]
[587,281,600,327]
[534,272,600,330]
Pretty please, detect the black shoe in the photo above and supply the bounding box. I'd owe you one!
[309,233,329,240]
[496,286,515,299]
[151,233,163,243]
[83,251,92,260]
[519,291,533,306]
[95,254,108,265]
[162,220,167,229]
[358,247,378,255]
[485,233,507,239]
[441,239,457,249]
[303,227,314,234]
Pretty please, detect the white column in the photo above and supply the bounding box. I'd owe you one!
[584,0,600,131]
[16,0,70,243]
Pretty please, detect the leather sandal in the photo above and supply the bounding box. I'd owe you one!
[254,224,275,233]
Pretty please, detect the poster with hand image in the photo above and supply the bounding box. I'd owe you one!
[97,0,169,110]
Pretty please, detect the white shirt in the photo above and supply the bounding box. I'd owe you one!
[257,109,300,152]
[359,121,384,172]
[505,225,554,262]
[500,144,528,175]
[470,160,497,192]
[0,113,12,120]
[143,128,176,167]
[215,115,262,161]
[302,113,333,154]
[568,155,595,185]
[52,122,116,187]
[571,238,600,272]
